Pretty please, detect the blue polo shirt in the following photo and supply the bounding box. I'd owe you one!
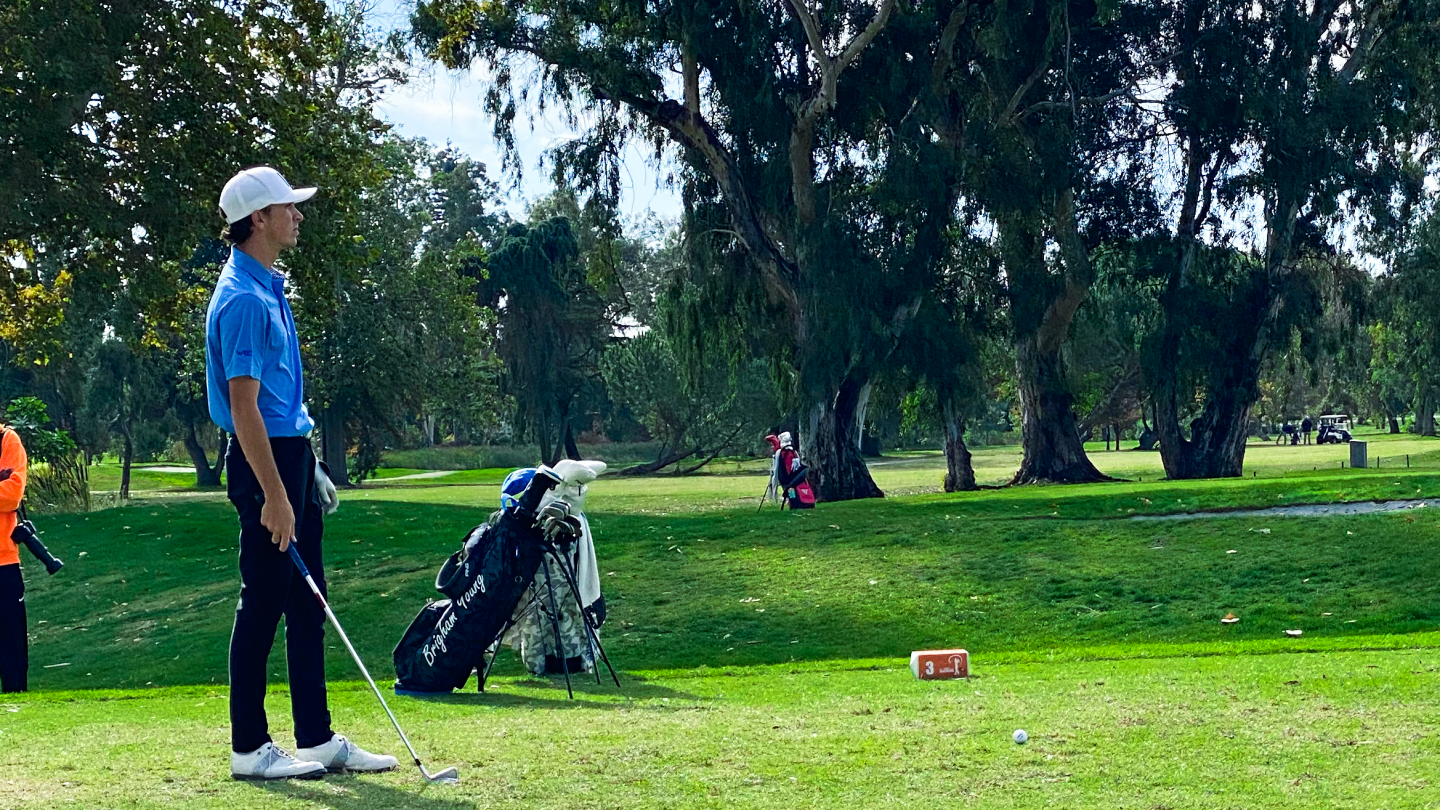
[205,247,314,437]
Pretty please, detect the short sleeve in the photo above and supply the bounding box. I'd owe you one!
[216,295,268,381]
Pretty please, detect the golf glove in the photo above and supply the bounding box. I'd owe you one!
[315,459,339,515]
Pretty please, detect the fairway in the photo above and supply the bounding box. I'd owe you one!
[5,445,1440,808]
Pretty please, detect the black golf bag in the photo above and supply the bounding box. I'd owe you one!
[393,466,619,696]
[393,472,557,694]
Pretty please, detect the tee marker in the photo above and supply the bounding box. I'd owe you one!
[911,649,968,680]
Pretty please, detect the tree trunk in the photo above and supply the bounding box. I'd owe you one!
[1001,205,1105,486]
[1415,389,1436,436]
[119,426,133,501]
[801,375,883,502]
[215,428,228,480]
[617,446,698,476]
[942,399,976,492]
[1152,311,1260,480]
[1012,338,1107,484]
[421,414,436,447]
[563,423,582,462]
[1389,413,1401,434]
[183,418,222,487]
[319,406,352,487]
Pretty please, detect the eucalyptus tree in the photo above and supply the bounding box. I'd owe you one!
[1376,208,1440,436]
[1138,0,1440,477]
[411,0,959,500]
[479,217,612,465]
[880,0,1168,483]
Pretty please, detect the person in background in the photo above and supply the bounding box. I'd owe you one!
[0,422,29,692]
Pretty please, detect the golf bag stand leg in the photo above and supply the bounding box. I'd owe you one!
[543,544,600,685]
[540,556,574,699]
[547,541,621,687]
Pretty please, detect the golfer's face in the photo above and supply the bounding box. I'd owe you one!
[274,202,303,248]
[256,202,304,249]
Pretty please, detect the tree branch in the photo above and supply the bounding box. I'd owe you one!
[786,0,833,75]
[837,0,897,72]
[1338,3,1389,84]
[1040,187,1095,355]
[785,0,897,226]
[682,40,700,115]
[1002,56,1051,124]
[931,3,971,95]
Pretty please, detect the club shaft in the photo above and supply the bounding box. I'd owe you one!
[287,544,444,779]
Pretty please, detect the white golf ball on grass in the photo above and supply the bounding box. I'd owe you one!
[1012,729,1028,745]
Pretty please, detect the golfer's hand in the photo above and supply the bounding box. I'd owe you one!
[315,459,339,515]
[0,468,10,482]
[261,495,296,551]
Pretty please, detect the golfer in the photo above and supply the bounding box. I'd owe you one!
[0,424,28,693]
[208,166,395,780]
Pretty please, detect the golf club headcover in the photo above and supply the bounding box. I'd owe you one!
[315,459,339,515]
[516,467,562,517]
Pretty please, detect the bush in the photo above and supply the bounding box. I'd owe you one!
[5,397,89,513]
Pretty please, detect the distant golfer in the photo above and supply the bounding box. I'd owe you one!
[208,166,395,780]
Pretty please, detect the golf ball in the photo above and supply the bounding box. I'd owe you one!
[1013,729,1028,745]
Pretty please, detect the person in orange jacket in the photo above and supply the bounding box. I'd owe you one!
[0,423,29,692]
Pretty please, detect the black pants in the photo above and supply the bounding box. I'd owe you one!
[0,563,25,693]
[227,436,333,753]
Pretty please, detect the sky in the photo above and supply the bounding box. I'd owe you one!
[367,0,682,222]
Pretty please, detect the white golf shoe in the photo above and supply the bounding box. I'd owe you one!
[295,733,399,774]
[230,742,327,780]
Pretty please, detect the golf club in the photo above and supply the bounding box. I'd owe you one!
[286,542,459,784]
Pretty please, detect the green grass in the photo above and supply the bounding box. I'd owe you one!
[85,461,218,493]
[80,428,1440,502]
[22,476,1440,688]
[12,455,1440,807]
[5,647,1440,809]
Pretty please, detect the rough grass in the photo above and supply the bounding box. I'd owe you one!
[9,450,1440,807]
[22,472,1440,689]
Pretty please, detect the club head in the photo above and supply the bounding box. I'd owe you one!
[424,766,459,784]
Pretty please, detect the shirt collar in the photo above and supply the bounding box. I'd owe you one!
[228,247,285,290]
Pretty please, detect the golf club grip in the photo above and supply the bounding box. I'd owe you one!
[518,469,562,514]
[286,542,315,582]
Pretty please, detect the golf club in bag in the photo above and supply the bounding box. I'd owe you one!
[285,542,459,784]
[392,461,619,698]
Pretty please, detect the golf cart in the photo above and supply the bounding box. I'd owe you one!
[1316,414,1353,444]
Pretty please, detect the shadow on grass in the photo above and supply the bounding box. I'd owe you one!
[255,778,475,810]
[400,674,703,710]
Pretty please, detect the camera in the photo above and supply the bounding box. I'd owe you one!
[12,519,62,576]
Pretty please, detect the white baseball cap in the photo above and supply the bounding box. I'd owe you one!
[219,166,317,224]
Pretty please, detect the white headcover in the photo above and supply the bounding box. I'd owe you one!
[538,459,607,514]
